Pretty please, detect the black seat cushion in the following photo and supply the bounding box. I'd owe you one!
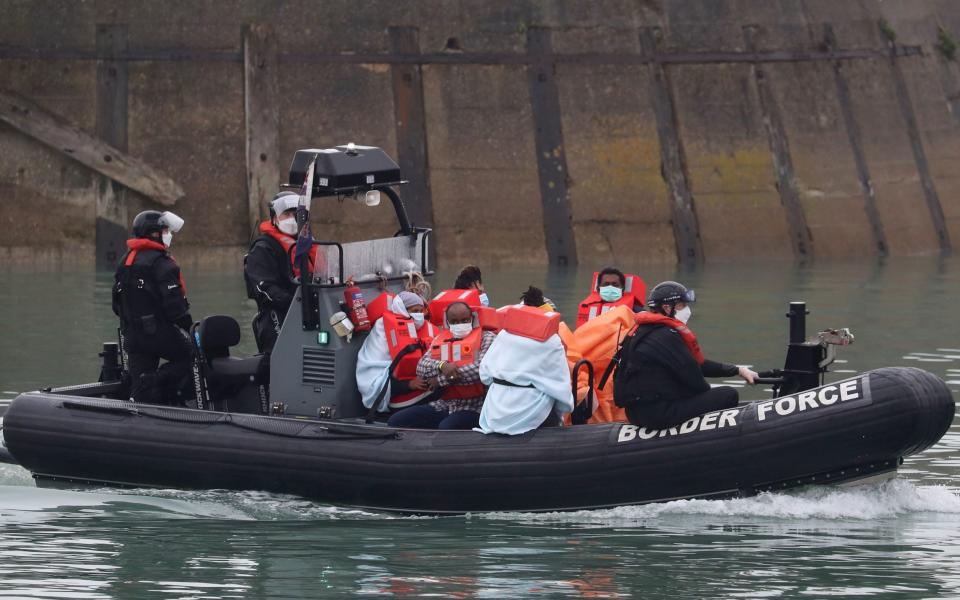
[208,355,268,388]
[198,315,241,359]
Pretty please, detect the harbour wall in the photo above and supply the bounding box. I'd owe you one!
[1,0,959,269]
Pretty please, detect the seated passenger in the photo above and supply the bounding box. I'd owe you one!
[454,264,489,306]
[576,267,646,328]
[477,292,574,435]
[356,292,440,413]
[388,302,496,429]
[613,281,758,429]
[519,285,558,312]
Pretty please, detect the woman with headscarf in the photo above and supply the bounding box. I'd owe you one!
[356,291,440,413]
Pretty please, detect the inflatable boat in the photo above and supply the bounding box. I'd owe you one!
[1,145,955,513]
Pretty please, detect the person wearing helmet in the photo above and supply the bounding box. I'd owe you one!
[612,281,758,429]
[243,191,320,353]
[112,210,194,406]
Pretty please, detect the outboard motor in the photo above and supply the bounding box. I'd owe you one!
[758,302,854,397]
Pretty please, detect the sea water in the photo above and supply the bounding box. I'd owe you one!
[0,257,958,598]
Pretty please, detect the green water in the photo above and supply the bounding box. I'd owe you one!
[1,258,959,598]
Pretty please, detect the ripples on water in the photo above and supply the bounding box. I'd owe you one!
[0,259,958,597]
[1,461,959,598]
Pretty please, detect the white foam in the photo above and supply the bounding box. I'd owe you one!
[482,479,960,524]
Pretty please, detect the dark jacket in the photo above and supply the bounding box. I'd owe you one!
[244,235,296,319]
[113,247,192,334]
[614,324,738,406]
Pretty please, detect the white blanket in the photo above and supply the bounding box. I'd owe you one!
[356,295,413,412]
[477,330,574,435]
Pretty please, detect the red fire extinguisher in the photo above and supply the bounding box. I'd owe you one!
[343,279,372,333]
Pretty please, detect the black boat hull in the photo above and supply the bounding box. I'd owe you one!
[3,367,954,513]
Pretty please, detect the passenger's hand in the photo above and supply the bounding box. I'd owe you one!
[409,377,429,391]
[439,362,459,378]
[425,377,440,390]
[738,366,758,385]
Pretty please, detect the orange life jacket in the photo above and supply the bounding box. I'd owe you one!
[576,272,646,328]
[382,311,438,409]
[633,311,705,365]
[560,306,634,425]
[124,238,186,295]
[500,304,561,342]
[257,220,321,278]
[366,292,395,325]
[428,327,487,400]
[428,289,500,332]
[428,289,480,327]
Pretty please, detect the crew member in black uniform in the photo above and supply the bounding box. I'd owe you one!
[244,191,307,354]
[112,210,194,405]
[614,281,758,429]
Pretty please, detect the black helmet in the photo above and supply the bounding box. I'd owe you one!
[131,210,184,238]
[269,191,300,218]
[646,281,696,311]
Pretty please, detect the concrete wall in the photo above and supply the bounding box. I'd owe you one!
[1,0,959,269]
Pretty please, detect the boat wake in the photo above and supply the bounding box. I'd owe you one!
[1,462,958,523]
[486,479,960,524]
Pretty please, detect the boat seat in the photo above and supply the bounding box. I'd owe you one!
[195,315,269,413]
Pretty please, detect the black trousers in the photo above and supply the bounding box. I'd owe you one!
[253,307,284,354]
[126,326,195,406]
[626,386,739,429]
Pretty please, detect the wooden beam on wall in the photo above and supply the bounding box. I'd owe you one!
[0,89,184,204]
[744,25,814,262]
[640,27,703,264]
[243,23,280,235]
[825,25,888,257]
[95,23,130,269]
[881,22,951,252]
[526,27,578,268]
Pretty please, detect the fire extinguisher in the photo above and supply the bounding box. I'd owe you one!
[343,279,372,333]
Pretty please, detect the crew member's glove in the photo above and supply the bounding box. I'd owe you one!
[176,313,194,332]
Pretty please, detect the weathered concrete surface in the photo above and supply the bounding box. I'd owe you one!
[672,63,793,261]
[556,62,676,266]
[2,0,960,269]
[423,64,547,267]
[766,60,880,258]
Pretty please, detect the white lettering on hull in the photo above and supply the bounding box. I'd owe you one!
[617,408,741,443]
[616,377,869,442]
[755,378,866,423]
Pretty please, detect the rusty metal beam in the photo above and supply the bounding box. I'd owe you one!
[526,27,577,267]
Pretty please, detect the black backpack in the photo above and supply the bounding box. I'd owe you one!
[604,324,661,408]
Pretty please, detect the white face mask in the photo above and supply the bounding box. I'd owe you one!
[674,305,692,324]
[410,312,425,329]
[277,218,299,236]
[449,323,473,339]
[162,231,173,247]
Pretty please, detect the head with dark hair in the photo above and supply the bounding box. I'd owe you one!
[454,264,483,291]
[596,267,626,290]
[520,286,545,307]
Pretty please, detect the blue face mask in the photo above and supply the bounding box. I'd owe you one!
[599,285,623,302]
[479,293,490,307]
